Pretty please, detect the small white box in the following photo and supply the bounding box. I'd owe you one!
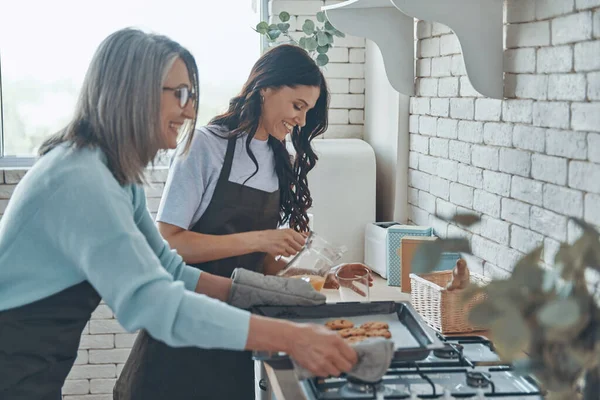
[364,222,401,278]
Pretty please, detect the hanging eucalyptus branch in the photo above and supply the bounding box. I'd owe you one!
[254,11,345,67]
[411,213,600,400]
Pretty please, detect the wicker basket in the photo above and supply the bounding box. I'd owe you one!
[409,270,491,334]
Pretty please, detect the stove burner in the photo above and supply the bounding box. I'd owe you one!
[433,343,464,359]
[339,378,406,398]
[466,371,491,388]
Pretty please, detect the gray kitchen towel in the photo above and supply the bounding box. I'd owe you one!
[228,268,326,309]
[293,338,395,383]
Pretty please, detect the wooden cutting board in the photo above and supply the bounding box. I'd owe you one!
[397,235,438,293]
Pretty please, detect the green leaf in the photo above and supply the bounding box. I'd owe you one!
[441,238,471,253]
[316,11,326,23]
[298,37,307,49]
[316,31,329,47]
[451,213,481,227]
[468,300,501,327]
[324,21,335,32]
[267,29,281,41]
[304,37,318,51]
[302,19,316,35]
[256,21,269,34]
[277,23,290,33]
[317,45,330,54]
[411,241,443,274]
[333,29,345,38]
[491,306,531,361]
[511,246,545,291]
[316,53,329,67]
[279,11,290,22]
[325,32,334,44]
[537,298,581,329]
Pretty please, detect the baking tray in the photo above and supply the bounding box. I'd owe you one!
[251,301,444,369]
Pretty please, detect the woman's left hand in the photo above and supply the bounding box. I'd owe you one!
[323,263,374,295]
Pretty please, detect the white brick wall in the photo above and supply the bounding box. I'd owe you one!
[409,3,600,277]
[270,0,365,139]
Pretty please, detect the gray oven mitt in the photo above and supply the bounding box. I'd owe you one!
[293,338,395,383]
[227,268,326,309]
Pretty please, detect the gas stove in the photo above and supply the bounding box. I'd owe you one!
[299,335,544,399]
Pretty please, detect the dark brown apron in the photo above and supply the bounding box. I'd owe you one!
[0,282,102,400]
[115,137,280,400]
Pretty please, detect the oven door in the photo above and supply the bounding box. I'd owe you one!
[255,360,275,400]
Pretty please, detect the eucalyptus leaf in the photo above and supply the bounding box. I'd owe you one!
[468,300,501,327]
[317,45,329,54]
[316,11,326,23]
[324,21,335,32]
[511,246,545,291]
[277,23,290,33]
[316,53,329,67]
[441,238,471,253]
[538,298,581,329]
[269,24,278,30]
[298,37,307,49]
[256,21,269,34]
[302,19,315,35]
[267,29,281,40]
[333,29,346,38]
[411,241,443,274]
[325,32,334,44]
[491,306,531,361]
[316,31,329,47]
[279,11,290,22]
[435,212,481,227]
[304,37,318,51]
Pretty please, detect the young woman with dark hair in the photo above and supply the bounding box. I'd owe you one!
[114,44,362,400]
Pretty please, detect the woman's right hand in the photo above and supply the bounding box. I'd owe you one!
[285,322,358,377]
[253,229,306,257]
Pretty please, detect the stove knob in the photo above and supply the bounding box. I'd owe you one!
[259,379,268,391]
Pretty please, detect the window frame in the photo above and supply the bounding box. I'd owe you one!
[0,0,270,169]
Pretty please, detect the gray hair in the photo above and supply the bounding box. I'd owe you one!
[39,28,199,185]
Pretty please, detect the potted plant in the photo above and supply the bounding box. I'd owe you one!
[412,214,600,400]
[254,11,345,67]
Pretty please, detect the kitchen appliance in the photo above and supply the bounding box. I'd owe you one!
[252,301,445,366]
[287,139,376,264]
[298,335,544,399]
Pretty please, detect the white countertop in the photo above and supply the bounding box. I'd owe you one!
[323,273,411,303]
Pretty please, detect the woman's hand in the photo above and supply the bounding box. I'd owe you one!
[252,229,306,257]
[285,323,358,377]
[324,263,374,297]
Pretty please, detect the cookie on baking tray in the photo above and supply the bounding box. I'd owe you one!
[365,329,392,339]
[360,321,389,330]
[325,319,354,330]
[338,328,367,338]
[345,335,368,344]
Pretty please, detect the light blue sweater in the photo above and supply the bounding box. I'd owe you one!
[0,144,250,350]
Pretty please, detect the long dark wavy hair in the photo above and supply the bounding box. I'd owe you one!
[209,44,329,233]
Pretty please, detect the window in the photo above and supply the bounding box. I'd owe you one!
[0,0,267,166]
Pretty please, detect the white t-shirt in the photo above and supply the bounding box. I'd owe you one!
[157,125,279,230]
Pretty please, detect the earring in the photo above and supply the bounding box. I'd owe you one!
[260,95,264,103]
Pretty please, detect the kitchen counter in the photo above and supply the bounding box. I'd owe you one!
[262,274,410,400]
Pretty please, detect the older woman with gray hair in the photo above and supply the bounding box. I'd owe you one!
[0,28,357,400]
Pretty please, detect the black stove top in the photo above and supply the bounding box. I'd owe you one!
[300,335,545,399]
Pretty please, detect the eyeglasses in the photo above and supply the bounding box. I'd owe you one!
[163,86,196,109]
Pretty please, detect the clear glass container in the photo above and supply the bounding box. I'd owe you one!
[277,231,347,291]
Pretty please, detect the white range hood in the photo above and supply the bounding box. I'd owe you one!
[323,0,504,99]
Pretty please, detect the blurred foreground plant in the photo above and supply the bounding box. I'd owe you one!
[412,214,600,400]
